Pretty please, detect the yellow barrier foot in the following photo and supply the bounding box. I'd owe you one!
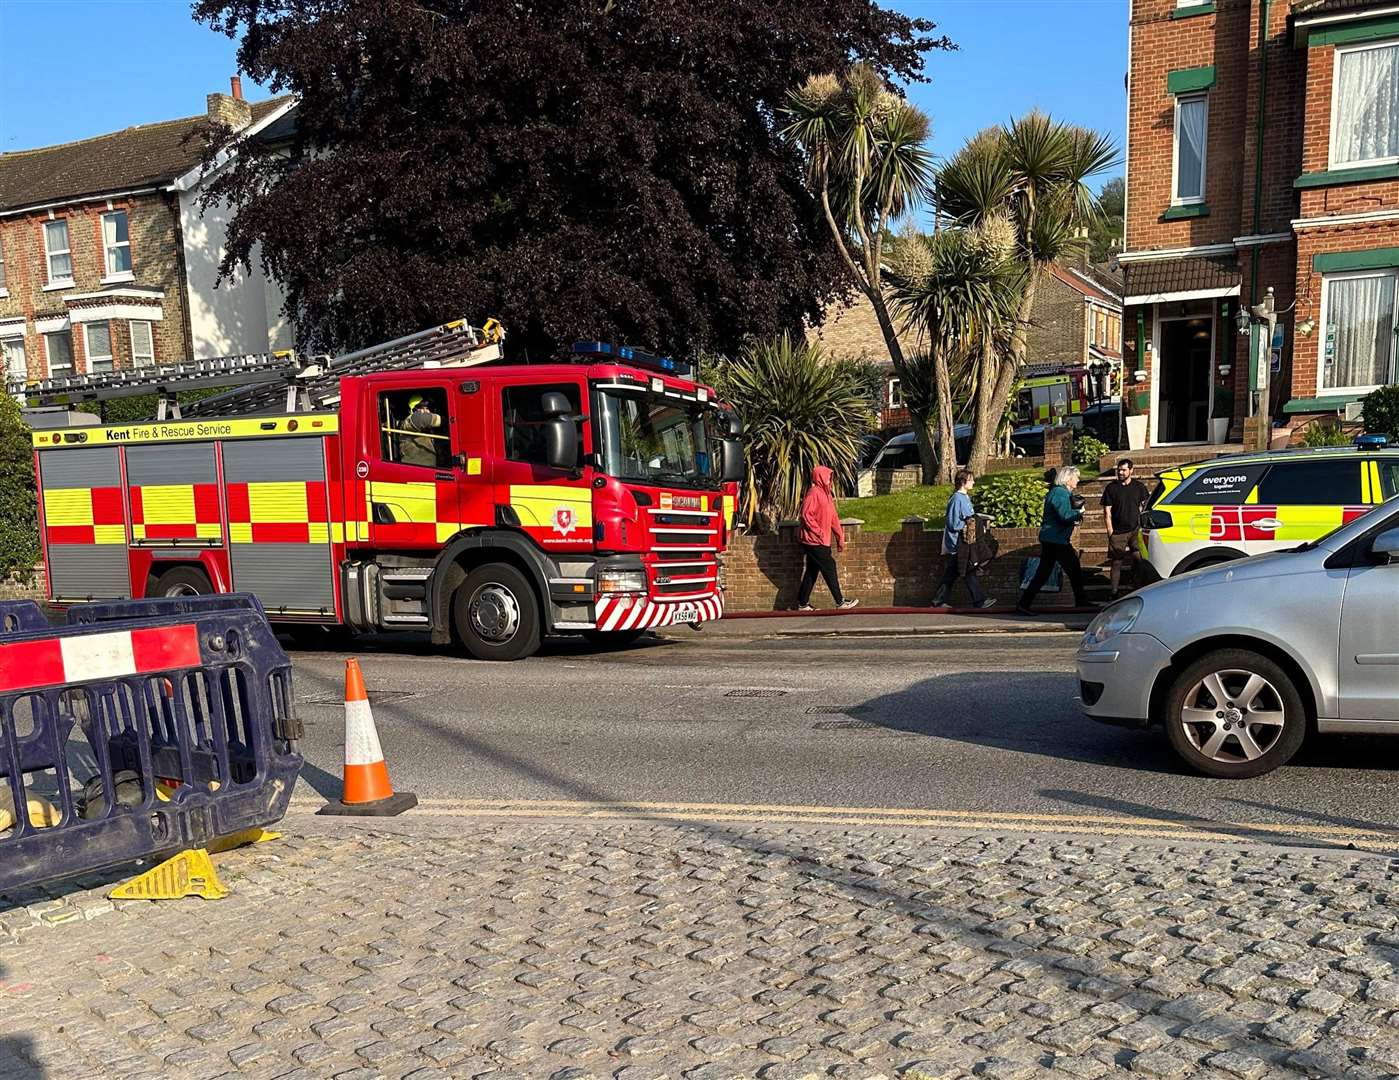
[109,848,229,901]
[207,827,281,854]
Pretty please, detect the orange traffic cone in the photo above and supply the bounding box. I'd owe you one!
[317,659,417,817]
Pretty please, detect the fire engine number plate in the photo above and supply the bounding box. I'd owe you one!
[669,604,701,624]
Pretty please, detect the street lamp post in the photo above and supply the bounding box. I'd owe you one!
[1236,286,1277,452]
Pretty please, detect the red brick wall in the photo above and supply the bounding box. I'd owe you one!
[721,521,1090,611]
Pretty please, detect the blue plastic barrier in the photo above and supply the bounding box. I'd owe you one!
[0,594,302,893]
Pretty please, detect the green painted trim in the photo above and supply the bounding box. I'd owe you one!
[1305,14,1399,47]
[1170,2,1216,17]
[1166,65,1216,94]
[1161,203,1210,220]
[1294,163,1399,188]
[1312,246,1399,273]
[1282,395,1361,414]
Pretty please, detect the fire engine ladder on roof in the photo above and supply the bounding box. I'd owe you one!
[181,318,505,419]
[9,350,306,415]
[9,317,504,421]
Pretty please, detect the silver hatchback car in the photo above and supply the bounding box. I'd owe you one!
[1076,497,1399,778]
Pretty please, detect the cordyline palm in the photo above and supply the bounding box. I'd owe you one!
[707,334,874,532]
[936,112,1118,474]
[889,225,1023,484]
[782,65,939,481]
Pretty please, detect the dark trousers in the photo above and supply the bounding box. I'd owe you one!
[797,543,844,606]
[934,555,985,606]
[1019,541,1088,608]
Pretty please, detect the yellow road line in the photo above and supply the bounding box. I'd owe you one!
[285,796,1397,848]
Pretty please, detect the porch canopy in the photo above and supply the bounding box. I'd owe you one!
[1124,257,1241,305]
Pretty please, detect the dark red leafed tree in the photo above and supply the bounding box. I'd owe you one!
[193,0,950,358]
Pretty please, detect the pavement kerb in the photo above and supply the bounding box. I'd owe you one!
[658,611,1092,640]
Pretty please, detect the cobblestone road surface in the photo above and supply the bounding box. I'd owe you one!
[3,813,1399,1079]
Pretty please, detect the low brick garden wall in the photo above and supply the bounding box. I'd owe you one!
[722,518,1090,610]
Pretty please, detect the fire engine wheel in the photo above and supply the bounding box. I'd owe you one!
[453,564,541,661]
[152,566,212,598]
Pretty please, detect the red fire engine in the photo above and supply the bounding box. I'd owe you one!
[29,320,743,660]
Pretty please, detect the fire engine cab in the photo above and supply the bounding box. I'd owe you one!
[28,319,743,660]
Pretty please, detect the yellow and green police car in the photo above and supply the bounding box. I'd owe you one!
[1142,447,1399,578]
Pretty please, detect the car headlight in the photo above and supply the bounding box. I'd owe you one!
[597,569,647,594]
[1082,597,1143,647]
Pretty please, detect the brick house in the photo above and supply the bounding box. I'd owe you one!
[0,84,294,388]
[810,262,1123,430]
[1123,0,1399,450]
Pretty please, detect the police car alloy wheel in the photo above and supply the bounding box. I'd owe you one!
[1162,649,1307,779]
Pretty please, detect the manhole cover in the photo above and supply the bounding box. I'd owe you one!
[724,688,788,698]
[805,705,869,715]
[812,719,880,731]
[303,690,420,706]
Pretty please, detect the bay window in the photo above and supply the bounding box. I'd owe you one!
[84,322,114,373]
[1320,270,1398,393]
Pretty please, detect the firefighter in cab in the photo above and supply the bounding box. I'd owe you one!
[395,394,447,467]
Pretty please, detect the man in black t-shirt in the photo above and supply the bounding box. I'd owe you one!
[1101,458,1151,600]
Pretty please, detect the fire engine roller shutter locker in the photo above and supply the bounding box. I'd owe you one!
[38,446,129,599]
[222,437,337,615]
[126,443,221,543]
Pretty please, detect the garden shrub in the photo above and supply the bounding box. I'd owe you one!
[972,470,1047,527]
[1072,434,1109,469]
[1362,385,1399,441]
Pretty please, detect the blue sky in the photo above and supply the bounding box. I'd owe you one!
[0,0,1126,190]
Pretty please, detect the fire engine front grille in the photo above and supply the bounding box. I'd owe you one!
[649,551,718,596]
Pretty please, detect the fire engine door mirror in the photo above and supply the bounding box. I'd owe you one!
[720,410,742,438]
[719,438,745,483]
[540,392,579,472]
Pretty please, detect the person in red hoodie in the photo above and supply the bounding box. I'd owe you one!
[795,465,859,611]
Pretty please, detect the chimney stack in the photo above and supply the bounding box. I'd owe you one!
[207,77,253,130]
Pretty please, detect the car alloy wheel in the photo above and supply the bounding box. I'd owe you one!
[1178,668,1286,765]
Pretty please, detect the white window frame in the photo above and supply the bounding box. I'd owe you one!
[130,320,155,367]
[1171,92,1209,206]
[1176,0,1209,7]
[83,322,114,373]
[43,219,74,287]
[2,336,25,383]
[44,329,74,374]
[1328,38,1399,170]
[1317,268,1399,394]
[100,210,133,282]
[887,377,904,408]
[0,232,7,297]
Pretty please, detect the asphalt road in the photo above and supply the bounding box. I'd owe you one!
[281,630,1399,843]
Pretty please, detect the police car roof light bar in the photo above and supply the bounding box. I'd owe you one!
[571,341,693,379]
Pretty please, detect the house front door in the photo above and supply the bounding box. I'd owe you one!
[1156,315,1212,444]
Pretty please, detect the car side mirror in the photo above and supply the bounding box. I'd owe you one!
[545,417,578,472]
[541,391,572,418]
[719,438,744,483]
[720,411,742,438]
[1371,526,1399,564]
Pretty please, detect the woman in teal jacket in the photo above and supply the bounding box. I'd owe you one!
[1017,466,1092,614]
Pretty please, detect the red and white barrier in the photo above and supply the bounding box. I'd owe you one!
[0,625,201,693]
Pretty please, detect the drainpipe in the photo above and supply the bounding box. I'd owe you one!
[1249,0,1271,446]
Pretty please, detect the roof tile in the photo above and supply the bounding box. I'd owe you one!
[1124,256,1240,300]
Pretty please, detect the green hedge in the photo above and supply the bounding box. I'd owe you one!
[0,395,38,579]
[972,470,1048,528]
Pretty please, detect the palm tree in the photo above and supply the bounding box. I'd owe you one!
[782,66,939,482]
[707,334,874,532]
[889,226,1023,483]
[936,113,1118,474]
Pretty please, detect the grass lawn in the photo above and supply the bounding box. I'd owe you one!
[838,469,1044,533]
[838,484,954,533]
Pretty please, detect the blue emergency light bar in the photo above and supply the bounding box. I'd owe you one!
[571,341,694,378]
[1355,433,1388,449]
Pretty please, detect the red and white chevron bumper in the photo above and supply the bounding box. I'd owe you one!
[593,592,724,632]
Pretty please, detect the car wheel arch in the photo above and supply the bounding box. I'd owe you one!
[1170,547,1248,577]
[1149,634,1320,734]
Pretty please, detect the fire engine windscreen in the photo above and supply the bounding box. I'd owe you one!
[595,389,717,488]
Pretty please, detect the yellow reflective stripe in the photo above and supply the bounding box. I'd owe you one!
[229,522,253,544]
[436,523,458,543]
[308,523,329,544]
[722,494,735,529]
[196,523,222,540]
[1362,464,1372,503]
[1371,461,1383,503]
[368,480,439,523]
[32,414,338,448]
[43,488,94,526]
[132,524,146,540]
[466,457,483,476]
[140,485,195,524]
[509,484,593,528]
[330,522,345,544]
[92,524,126,544]
[1245,487,1259,504]
[247,481,309,522]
